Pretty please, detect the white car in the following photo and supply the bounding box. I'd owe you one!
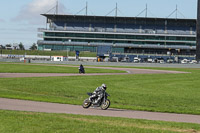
[158,60,165,64]
[190,60,197,64]
[181,59,190,64]
[167,59,174,63]
[133,57,141,63]
[147,58,153,63]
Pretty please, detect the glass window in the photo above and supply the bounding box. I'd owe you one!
[44,45,53,49]
[115,35,125,39]
[105,34,114,38]
[45,32,55,36]
[95,34,104,38]
[75,33,85,37]
[55,33,65,37]
[66,33,75,37]
[86,34,95,38]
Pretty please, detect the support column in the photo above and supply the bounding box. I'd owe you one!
[196,0,200,62]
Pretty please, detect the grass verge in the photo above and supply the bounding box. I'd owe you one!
[0,110,199,133]
[0,63,125,73]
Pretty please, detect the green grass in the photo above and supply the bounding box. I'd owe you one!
[0,110,199,133]
[0,63,125,73]
[1,49,96,57]
[0,63,200,115]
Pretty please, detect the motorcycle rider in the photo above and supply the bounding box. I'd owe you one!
[79,64,85,74]
[89,84,107,104]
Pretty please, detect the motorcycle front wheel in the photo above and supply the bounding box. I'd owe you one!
[82,98,91,109]
[100,99,110,110]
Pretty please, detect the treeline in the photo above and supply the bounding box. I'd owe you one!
[0,43,96,57]
[0,43,37,50]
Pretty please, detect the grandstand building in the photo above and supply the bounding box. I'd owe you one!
[37,14,196,56]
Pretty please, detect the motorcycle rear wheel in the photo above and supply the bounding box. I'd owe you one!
[82,99,91,109]
[100,99,110,110]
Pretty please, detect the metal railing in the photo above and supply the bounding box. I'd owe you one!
[38,28,196,36]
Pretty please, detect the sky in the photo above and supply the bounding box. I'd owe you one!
[0,0,198,49]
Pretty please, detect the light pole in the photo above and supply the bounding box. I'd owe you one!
[0,45,2,57]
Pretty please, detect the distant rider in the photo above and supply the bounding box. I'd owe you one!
[79,64,85,74]
[89,84,107,104]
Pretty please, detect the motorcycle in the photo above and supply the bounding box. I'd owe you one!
[79,68,85,74]
[82,92,110,110]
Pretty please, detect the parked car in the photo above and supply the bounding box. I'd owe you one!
[158,60,165,64]
[147,58,153,63]
[190,60,197,64]
[133,57,141,63]
[181,59,190,64]
[167,59,174,63]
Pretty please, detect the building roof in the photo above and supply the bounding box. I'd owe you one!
[41,14,196,23]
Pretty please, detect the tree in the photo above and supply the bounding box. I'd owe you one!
[5,44,12,47]
[0,45,5,49]
[29,43,37,50]
[19,42,25,50]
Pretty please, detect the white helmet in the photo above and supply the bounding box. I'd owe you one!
[101,84,107,90]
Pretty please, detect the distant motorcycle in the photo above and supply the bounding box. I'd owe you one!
[82,92,110,110]
[79,68,85,74]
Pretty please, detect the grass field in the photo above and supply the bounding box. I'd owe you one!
[0,63,125,73]
[0,63,200,115]
[0,110,200,133]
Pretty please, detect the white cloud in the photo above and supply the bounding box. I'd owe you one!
[13,0,66,25]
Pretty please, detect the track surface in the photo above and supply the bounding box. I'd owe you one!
[1,98,200,124]
[0,66,197,124]
[0,66,188,78]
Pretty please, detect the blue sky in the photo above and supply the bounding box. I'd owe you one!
[0,0,197,49]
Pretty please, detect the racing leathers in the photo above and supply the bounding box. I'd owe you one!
[89,86,105,104]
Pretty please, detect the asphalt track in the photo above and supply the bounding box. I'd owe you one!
[0,66,188,78]
[1,98,200,124]
[0,66,199,124]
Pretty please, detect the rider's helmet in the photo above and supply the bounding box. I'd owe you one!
[101,83,107,90]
